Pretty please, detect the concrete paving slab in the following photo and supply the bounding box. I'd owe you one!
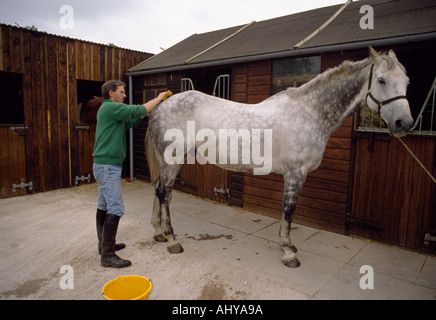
[181,200,243,222]
[348,242,427,283]
[416,256,436,290]
[407,283,436,300]
[210,210,278,234]
[297,230,367,263]
[259,250,345,296]
[316,264,419,300]
[170,195,217,215]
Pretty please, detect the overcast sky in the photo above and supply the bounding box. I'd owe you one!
[0,0,349,54]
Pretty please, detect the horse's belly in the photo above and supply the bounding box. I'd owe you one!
[308,157,323,173]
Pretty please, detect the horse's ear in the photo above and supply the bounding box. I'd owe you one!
[388,49,398,61]
[369,46,380,59]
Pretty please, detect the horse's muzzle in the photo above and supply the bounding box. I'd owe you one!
[389,116,414,137]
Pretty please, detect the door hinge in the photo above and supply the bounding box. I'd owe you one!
[76,126,90,130]
[9,126,28,135]
[12,181,33,192]
[75,174,91,185]
[214,187,229,197]
[424,233,436,247]
[9,126,28,131]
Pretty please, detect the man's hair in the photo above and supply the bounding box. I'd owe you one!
[101,80,126,99]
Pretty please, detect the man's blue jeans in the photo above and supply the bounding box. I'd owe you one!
[93,163,124,217]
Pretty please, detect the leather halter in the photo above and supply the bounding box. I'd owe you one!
[366,64,408,115]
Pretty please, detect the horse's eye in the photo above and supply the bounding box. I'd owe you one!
[378,78,386,84]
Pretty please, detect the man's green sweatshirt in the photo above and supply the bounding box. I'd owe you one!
[93,99,147,165]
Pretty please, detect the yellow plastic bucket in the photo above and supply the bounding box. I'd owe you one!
[102,275,152,300]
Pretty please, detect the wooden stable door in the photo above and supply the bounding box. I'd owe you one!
[0,125,29,198]
[73,124,96,186]
[350,134,436,253]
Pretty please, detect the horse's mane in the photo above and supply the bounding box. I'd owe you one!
[288,57,373,98]
[287,51,406,99]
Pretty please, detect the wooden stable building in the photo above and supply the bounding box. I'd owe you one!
[0,23,152,199]
[128,0,436,253]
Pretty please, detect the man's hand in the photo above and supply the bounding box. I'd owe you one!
[161,90,173,101]
[142,91,171,117]
[157,91,168,100]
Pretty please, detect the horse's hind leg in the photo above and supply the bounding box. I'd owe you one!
[151,178,167,243]
[152,165,184,254]
[280,170,306,268]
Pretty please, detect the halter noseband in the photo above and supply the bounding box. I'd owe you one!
[366,64,408,115]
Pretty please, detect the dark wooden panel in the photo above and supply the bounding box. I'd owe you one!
[0,126,27,198]
[46,36,61,190]
[76,125,96,182]
[58,38,71,188]
[29,33,47,193]
[1,26,11,72]
[247,60,271,104]
[10,27,23,73]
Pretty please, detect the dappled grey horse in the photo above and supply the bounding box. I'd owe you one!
[145,48,413,268]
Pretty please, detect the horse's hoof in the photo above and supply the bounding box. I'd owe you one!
[284,257,301,268]
[154,234,168,243]
[167,242,184,254]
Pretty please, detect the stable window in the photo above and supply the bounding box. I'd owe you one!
[272,56,321,94]
[143,73,167,102]
[0,71,24,125]
[77,80,104,123]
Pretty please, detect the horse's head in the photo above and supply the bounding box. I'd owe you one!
[366,47,413,137]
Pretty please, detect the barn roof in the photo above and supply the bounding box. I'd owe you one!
[0,23,152,55]
[128,0,436,75]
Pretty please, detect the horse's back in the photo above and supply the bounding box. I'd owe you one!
[150,90,267,130]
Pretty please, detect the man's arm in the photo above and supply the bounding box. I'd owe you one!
[141,91,168,118]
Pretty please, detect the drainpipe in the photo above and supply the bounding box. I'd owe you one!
[129,75,134,182]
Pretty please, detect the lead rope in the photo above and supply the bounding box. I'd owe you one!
[397,137,436,184]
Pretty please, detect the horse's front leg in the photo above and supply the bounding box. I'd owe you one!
[280,170,307,268]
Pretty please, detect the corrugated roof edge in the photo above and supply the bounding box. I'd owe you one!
[127,31,436,76]
[0,22,152,54]
[128,33,199,72]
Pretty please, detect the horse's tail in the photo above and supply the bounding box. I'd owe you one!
[145,129,160,184]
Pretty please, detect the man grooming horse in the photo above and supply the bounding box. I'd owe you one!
[93,80,167,268]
